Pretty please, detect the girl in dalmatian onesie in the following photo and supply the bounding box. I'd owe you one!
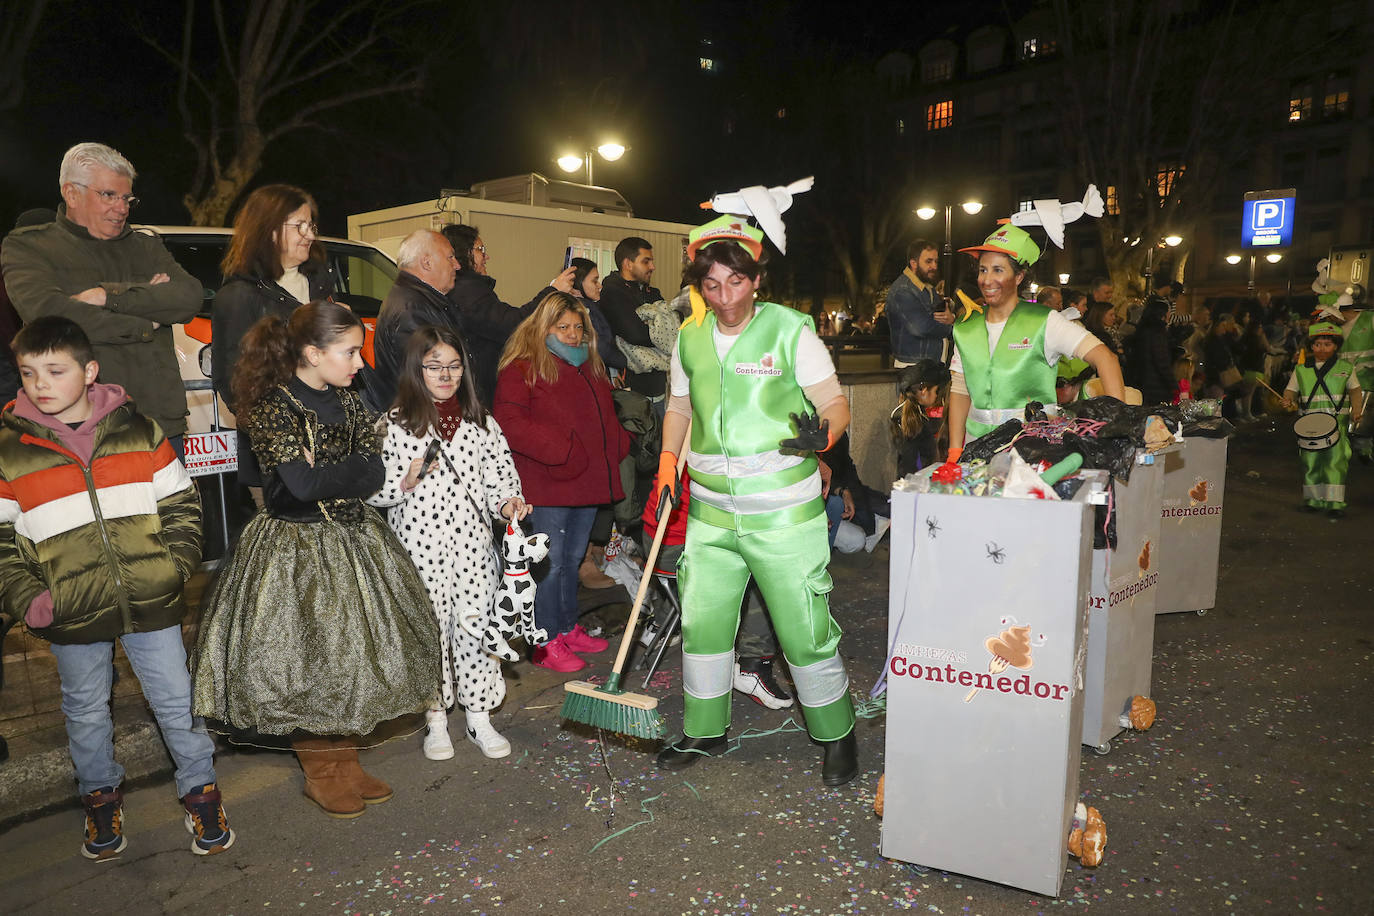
[368,326,528,761]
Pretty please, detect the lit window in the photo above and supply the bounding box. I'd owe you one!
[896,118,906,136]
[1322,74,1350,116]
[1289,82,1313,121]
[1156,162,1185,197]
[776,107,787,119]
[699,57,717,72]
[926,99,954,130]
[1023,38,1039,58]
[1017,198,1036,213]
[1105,185,1120,216]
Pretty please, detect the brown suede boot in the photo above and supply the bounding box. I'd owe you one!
[339,745,394,805]
[292,737,366,818]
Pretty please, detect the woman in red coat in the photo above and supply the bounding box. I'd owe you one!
[493,291,631,672]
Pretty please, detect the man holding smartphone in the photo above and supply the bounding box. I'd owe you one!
[884,239,955,367]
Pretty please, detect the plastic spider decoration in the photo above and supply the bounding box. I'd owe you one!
[986,541,1007,564]
[925,516,941,539]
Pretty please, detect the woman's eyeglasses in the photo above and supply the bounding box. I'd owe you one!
[422,364,463,377]
[283,220,319,236]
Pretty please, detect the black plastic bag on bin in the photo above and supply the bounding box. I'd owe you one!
[1062,431,1137,482]
[1181,417,1235,439]
[1012,436,1076,468]
[961,418,1022,462]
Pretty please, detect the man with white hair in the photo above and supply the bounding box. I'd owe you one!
[367,229,463,412]
[1,142,201,454]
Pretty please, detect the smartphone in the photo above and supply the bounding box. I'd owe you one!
[562,246,574,270]
[416,439,443,480]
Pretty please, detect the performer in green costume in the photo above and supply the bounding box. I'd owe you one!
[1282,321,1363,517]
[945,225,1125,460]
[654,215,859,787]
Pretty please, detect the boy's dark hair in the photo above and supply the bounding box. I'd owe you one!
[12,316,96,367]
[615,237,652,272]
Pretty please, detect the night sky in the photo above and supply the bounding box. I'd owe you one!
[0,0,1027,235]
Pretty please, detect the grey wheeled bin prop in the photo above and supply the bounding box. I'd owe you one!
[882,478,1102,897]
[1081,448,1170,755]
[1155,436,1228,616]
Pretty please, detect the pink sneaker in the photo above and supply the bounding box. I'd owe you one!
[563,624,609,654]
[531,635,587,673]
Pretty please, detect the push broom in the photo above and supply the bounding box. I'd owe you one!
[559,425,692,740]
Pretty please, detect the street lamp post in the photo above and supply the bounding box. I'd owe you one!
[1143,234,1184,286]
[557,142,626,186]
[916,199,983,302]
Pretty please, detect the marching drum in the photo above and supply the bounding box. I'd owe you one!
[1294,411,1340,451]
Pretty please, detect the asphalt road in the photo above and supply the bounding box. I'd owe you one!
[1,421,1370,915]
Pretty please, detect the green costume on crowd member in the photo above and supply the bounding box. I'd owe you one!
[676,300,855,742]
[1293,355,1356,510]
[951,301,1057,441]
[1342,310,1374,393]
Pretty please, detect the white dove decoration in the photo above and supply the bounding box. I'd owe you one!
[1007,184,1105,250]
[700,176,815,254]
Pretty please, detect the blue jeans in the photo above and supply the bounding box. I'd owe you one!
[527,505,598,639]
[825,494,845,549]
[50,625,216,798]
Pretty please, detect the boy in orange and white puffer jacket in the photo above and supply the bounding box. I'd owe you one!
[0,316,231,861]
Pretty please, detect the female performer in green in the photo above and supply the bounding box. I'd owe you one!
[945,225,1125,460]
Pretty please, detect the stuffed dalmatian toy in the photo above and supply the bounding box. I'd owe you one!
[462,518,550,662]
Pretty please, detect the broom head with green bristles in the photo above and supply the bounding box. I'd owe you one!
[559,423,689,741]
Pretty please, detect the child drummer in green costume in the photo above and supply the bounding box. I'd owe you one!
[654,215,859,787]
[1282,320,1363,518]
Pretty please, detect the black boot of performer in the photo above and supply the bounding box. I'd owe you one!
[655,733,728,770]
[820,730,859,787]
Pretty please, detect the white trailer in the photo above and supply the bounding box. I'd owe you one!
[347,179,698,307]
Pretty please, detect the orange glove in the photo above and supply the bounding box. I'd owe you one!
[656,450,681,523]
[946,446,964,465]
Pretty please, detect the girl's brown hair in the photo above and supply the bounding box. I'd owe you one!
[221,184,324,281]
[231,301,362,414]
[497,291,607,386]
[390,325,487,437]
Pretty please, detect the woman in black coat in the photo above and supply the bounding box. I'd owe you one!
[212,185,333,412]
[212,185,334,495]
[1125,300,1176,405]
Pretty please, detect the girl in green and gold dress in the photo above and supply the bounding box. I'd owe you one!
[192,301,439,818]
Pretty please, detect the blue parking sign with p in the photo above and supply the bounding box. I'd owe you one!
[1242,189,1296,249]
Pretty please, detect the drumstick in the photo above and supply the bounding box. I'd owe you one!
[1258,378,1294,407]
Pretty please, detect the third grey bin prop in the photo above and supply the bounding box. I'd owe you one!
[883,483,1097,897]
[1080,449,1168,753]
[1155,437,1228,615]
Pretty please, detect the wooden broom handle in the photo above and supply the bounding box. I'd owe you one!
[609,419,691,678]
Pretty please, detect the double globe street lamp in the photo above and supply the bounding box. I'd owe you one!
[915,199,984,299]
[557,142,627,186]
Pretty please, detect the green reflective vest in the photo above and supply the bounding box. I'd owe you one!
[952,301,1057,439]
[678,302,822,532]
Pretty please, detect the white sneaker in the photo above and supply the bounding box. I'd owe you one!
[865,516,892,553]
[423,708,455,761]
[465,711,511,759]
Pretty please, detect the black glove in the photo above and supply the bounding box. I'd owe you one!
[779,411,830,452]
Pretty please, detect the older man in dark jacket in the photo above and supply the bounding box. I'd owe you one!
[367,229,463,412]
[1,143,201,450]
